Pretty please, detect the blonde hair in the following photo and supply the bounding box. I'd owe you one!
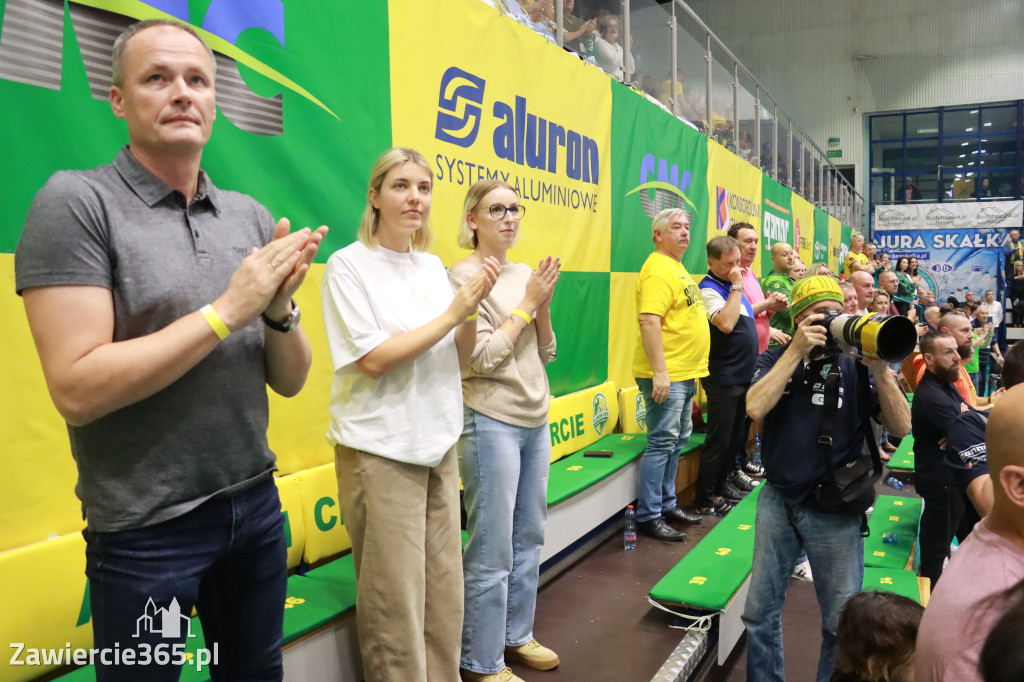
[358,148,434,252]
[457,179,517,250]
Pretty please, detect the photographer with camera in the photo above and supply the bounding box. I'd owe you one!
[741,276,911,682]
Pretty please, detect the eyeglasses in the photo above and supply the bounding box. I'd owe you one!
[486,204,525,220]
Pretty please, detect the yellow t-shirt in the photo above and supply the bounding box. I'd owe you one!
[845,251,868,279]
[632,252,710,381]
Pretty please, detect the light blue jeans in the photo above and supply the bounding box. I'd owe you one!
[742,483,864,682]
[458,408,550,674]
[635,377,695,522]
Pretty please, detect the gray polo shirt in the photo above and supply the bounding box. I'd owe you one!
[15,147,277,532]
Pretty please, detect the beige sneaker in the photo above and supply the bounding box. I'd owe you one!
[461,667,524,682]
[505,639,560,670]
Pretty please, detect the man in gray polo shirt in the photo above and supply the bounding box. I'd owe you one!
[14,19,327,680]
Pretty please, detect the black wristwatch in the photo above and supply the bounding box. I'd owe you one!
[262,300,300,333]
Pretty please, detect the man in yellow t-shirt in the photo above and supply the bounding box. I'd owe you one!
[632,208,710,541]
[844,231,872,280]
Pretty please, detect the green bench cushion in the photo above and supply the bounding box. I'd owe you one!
[862,567,922,603]
[546,432,705,506]
[283,553,358,642]
[888,435,915,471]
[648,485,761,612]
[864,495,922,569]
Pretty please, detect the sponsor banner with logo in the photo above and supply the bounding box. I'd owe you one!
[609,87,709,275]
[792,194,816,268]
[0,0,389,257]
[705,141,763,276]
[873,200,1024,230]
[760,177,793,275]
[813,207,832,271]
[828,215,843,276]
[388,0,612,272]
[873,227,1014,301]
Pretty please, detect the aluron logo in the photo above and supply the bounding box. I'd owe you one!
[434,66,486,148]
[625,153,696,220]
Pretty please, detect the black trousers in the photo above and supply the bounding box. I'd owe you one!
[696,376,748,508]
[918,485,968,588]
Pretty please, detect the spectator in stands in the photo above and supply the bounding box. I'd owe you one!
[892,257,916,316]
[908,255,922,286]
[836,282,856,314]
[913,309,1001,410]
[743,275,910,682]
[696,236,760,517]
[982,289,1005,352]
[728,222,789,352]
[915,384,1024,681]
[877,271,901,316]
[791,259,808,281]
[1010,260,1024,327]
[762,242,797,346]
[552,0,596,47]
[501,0,555,41]
[923,305,941,332]
[903,178,922,202]
[870,289,891,315]
[450,180,560,682]
[845,231,872,279]
[913,331,975,587]
[969,307,997,395]
[810,261,832,278]
[14,20,327,679]
[832,591,924,682]
[865,243,882,284]
[850,270,875,314]
[632,208,710,542]
[593,12,633,80]
[323,148,499,681]
[979,176,993,198]
[737,130,755,163]
[1005,229,1024,288]
[657,68,701,121]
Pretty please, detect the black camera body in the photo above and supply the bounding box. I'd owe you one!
[812,311,917,363]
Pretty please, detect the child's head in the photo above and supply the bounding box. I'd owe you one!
[833,590,924,682]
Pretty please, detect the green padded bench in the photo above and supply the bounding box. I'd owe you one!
[862,567,925,604]
[864,495,922,569]
[649,485,761,612]
[888,434,915,471]
[547,432,705,505]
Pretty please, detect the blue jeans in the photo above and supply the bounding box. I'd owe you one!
[85,477,287,681]
[742,483,864,682]
[458,408,550,674]
[635,378,694,522]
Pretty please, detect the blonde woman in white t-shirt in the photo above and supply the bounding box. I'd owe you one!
[321,148,499,682]
[449,180,560,682]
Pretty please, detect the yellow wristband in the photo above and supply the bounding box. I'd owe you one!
[465,310,479,322]
[511,308,532,325]
[200,304,231,341]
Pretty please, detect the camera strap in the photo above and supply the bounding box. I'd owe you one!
[817,359,883,535]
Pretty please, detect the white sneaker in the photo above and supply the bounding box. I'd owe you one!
[791,560,813,582]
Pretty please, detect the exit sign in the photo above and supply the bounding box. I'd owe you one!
[826,149,843,158]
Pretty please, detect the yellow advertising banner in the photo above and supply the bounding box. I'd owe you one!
[828,215,843,275]
[791,194,815,269]
[705,141,763,276]
[388,0,612,271]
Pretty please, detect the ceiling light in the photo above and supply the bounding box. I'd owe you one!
[961,142,969,146]
[960,154,966,158]
[970,110,978,114]
[984,122,992,127]
[966,127,974,132]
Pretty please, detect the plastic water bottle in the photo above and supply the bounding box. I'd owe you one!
[885,476,905,490]
[624,505,637,550]
[882,532,899,544]
[753,434,763,467]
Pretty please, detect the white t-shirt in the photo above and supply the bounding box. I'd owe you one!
[983,300,1004,327]
[322,240,462,466]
